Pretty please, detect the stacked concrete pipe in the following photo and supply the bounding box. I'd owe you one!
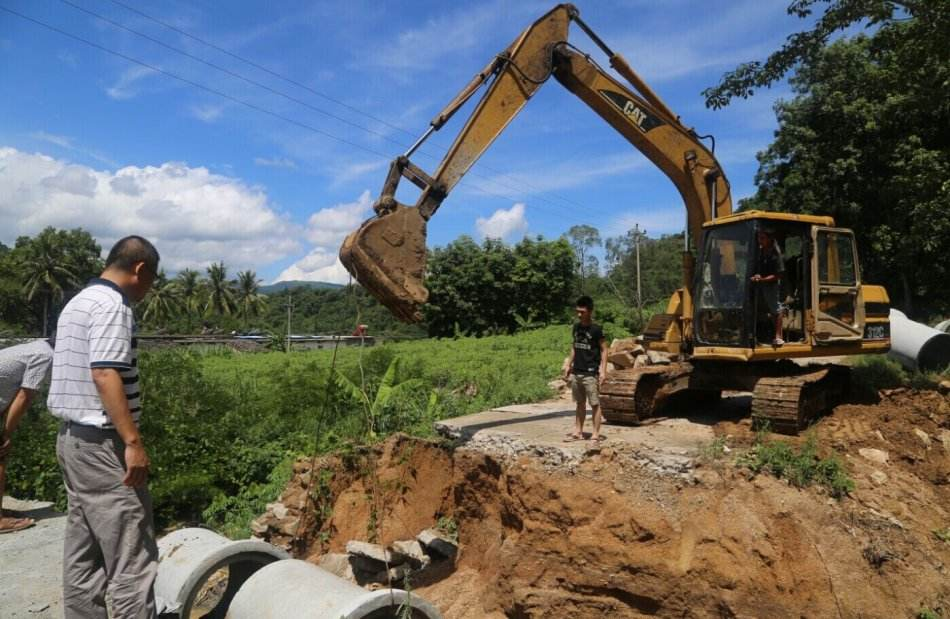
[155,527,290,618]
[888,309,950,372]
[226,558,443,619]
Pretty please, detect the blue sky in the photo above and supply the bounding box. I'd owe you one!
[0,0,811,283]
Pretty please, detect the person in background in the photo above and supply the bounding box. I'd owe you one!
[0,338,53,533]
[751,228,786,347]
[562,295,608,442]
[48,236,159,618]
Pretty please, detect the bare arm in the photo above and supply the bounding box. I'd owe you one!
[0,389,34,460]
[563,346,575,380]
[598,338,609,385]
[91,368,149,488]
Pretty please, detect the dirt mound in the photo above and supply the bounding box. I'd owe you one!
[256,390,950,618]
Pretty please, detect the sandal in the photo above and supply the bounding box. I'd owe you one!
[0,516,35,534]
[563,434,584,442]
[589,435,607,443]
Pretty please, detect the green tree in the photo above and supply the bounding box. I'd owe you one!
[737,32,949,315]
[17,228,101,336]
[424,236,576,337]
[334,356,424,439]
[235,270,267,329]
[141,271,181,329]
[566,225,601,292]
[703,0,947,109]
[174,269,204,333]
[204,262,236,317]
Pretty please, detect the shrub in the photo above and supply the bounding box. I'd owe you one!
[851,355,905,401]
[739,431,854,498]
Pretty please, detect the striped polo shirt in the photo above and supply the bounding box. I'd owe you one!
[48,278,141,428]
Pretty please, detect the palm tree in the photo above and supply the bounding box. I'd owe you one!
[234,270,267,329]
[21,234,80,336]
[141,271,181,329]
[175,268,204,333]
[204,262,236,317]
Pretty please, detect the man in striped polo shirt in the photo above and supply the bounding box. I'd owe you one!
[49,236,159,619]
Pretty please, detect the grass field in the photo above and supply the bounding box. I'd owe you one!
[6,323,629,536]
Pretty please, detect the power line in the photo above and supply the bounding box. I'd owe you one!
[1,4,616,233]
[101,0,597,214]
[56,0,596,220]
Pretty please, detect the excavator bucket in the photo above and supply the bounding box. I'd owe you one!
[339,204,429,323]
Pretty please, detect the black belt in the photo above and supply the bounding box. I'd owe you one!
[62,421,121,441]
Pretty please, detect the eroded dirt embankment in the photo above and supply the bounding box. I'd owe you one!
[255,389,950,619]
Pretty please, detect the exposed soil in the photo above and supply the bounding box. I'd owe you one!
[263,389,950,619]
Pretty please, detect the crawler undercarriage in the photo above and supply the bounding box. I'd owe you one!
[600,360,851,434]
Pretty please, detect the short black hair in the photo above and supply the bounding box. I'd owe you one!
[106,236,160,274]
[575,295,593,310]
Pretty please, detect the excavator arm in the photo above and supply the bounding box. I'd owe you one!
[340,3,731,323]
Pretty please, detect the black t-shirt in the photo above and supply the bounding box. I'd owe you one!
[755,243,785,278]
[572,322,605,375]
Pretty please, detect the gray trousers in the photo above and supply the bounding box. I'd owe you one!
[56,423,158,619]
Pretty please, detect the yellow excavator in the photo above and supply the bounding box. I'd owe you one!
[340,4,891,433]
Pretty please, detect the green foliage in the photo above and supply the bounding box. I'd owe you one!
[436,516,459,543]
[698,436,729,462]
[722,9,950,316]
[917,608,942,619]
[424,235,577,337]
[933,528,950,544]
[703,0,948,109]
[0,227,102,335]
[8,326,581,532]
[851,355,906,400]
[566,224,602,291]
[739,432,855,498]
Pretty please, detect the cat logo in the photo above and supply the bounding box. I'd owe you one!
[598,90,664,133]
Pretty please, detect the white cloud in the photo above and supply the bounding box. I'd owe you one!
[275,247,350,284]
[274,190,374,285]
[30,131,73,149]
[476,203,528,241]
[0,147,299,272]
[304,190,373,246]
[189,104,224,123]
[253,156,297,169]
[106,66,156,100]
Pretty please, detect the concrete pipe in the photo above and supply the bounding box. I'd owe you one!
[888,309,950,372]
[155,527,290,618]
[935,319,950,334]
[226,558,443,619]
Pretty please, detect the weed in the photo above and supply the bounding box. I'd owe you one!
[851,355,905,401]
[738,432,855,498]
[698,436,729,462]
[917,608,942,619]
[933,527,950,543]
[436,516,459,543]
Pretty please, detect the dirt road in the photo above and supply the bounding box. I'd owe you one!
[0,497,65,617]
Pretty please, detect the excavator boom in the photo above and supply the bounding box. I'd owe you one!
[340,3,730,322]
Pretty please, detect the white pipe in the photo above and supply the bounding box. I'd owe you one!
[935,319,950,334]
[155,527,289,617]
[226,559,443,619]
[888,309,950,372]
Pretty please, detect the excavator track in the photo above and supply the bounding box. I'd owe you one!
[600,364,690,424]
[750,366,850,434]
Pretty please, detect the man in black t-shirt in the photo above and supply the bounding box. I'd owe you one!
[751,229,786,347]
[562,296,608,442]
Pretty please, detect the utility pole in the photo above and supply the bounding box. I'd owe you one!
[635,224,643,324]
[285,293,293,353]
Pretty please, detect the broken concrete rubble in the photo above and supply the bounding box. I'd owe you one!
[417,528,458,559]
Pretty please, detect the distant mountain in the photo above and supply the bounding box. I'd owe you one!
[260,280,344,294]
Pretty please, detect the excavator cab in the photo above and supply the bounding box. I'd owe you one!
[692,211,890,361]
